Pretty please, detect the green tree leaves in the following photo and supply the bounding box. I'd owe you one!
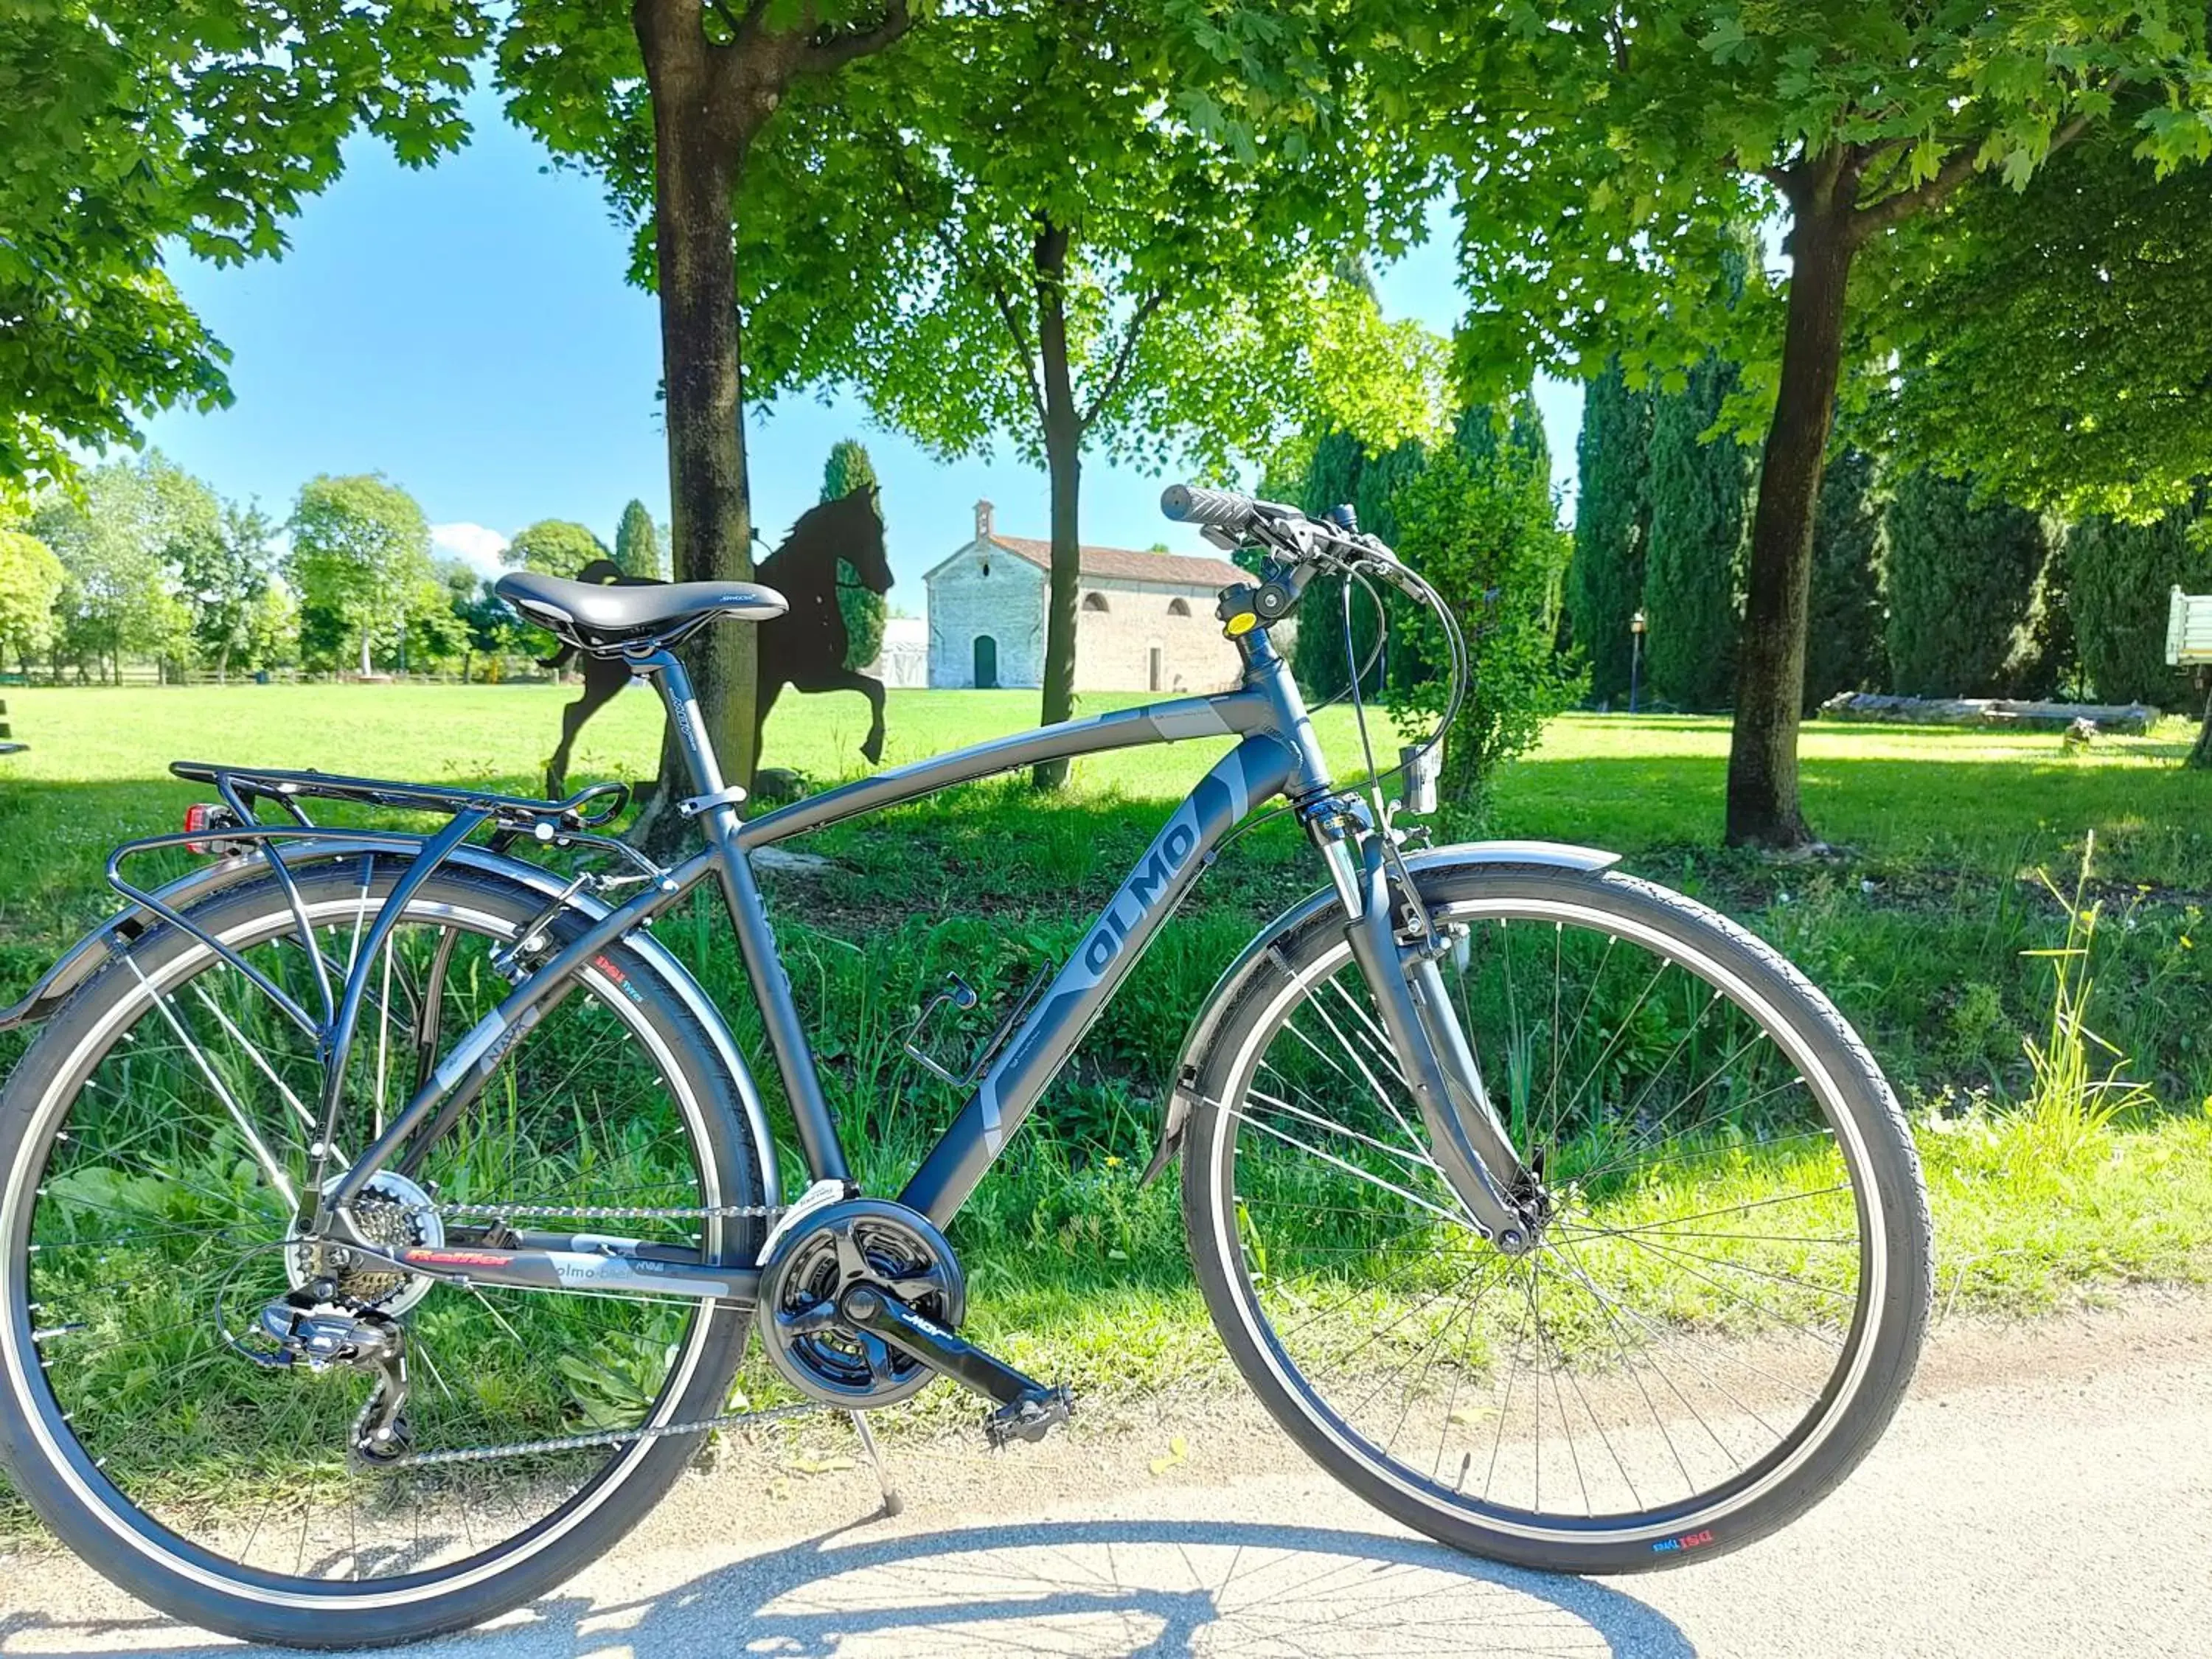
[1883,470,2052,698]
[1643,354,1747,712]
[502,520,610,576]
[30,453,218,683]
[1386,400,1579,820]
[1,1,490,490]
[1886,124,2212,519]
[287,473,433,677]
[0,529,63,677]
[1567,360,1654,706]
[2067,499,2212,709]
[613,500,665,580]
[820,439,887,670]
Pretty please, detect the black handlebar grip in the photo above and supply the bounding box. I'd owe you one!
[1161,484,1255,529]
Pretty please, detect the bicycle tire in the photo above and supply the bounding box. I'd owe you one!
[0,857,766,1647]
[1180,858,1933,1573]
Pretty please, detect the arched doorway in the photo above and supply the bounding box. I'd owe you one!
[973,634,998,689]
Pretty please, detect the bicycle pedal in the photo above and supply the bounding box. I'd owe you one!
[983,1385,1074,1450]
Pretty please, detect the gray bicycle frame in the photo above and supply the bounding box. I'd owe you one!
[319,625,1532,1304]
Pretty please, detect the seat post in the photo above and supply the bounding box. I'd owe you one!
[630,646,734,819]
[628,645,854,1188]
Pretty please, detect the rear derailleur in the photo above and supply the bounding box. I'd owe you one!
[241,1295,414,1466]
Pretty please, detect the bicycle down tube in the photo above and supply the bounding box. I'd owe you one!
[321,651,1315,1298]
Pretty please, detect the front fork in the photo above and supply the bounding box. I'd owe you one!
[1318,814,1541,1252]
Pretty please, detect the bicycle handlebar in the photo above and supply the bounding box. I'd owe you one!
[1160,483,1398,574]
[1161,483,1279,533]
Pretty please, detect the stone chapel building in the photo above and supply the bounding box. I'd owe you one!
[925,501,1245,693]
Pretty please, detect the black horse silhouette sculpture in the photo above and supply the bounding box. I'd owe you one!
[540,488,893,799]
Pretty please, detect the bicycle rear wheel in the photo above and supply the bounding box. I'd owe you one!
[0,856,766,1646]
[1181,860,1932,1573]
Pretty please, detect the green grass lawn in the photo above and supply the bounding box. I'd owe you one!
[0,681,2205,1422]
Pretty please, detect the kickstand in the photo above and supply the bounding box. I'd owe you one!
[848,1411,902,1518]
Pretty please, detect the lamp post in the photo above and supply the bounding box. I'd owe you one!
[1629,609,1646,714]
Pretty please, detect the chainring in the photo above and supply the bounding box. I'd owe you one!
[755,1197,965,1408]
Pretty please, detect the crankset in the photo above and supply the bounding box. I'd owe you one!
[757,1196,1075,1443]
[756,1197,967,1407]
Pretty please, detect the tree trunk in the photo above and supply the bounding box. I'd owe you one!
[1032,222,1082,791]
[358,629,373,679]
[2190,674,2212,770]
[1725,187,1857,849]
[630,3,760,855]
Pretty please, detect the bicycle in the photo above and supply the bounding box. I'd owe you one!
[0,485,1933,1647]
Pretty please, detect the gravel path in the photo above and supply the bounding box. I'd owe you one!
[3,1290,2206,1658]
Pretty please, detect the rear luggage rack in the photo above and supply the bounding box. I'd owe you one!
[0,764,649,1035]
[169,762,630,832]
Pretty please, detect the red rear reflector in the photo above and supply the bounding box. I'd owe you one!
[183,803,226,856]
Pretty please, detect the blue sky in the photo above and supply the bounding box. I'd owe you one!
[144,94,1581,599]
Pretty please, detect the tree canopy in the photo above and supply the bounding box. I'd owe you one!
[1387,400,1579,819]
[1641,353,1746,712]
[735,0,1439,781]
[1,1,486,492]
[820,439,886,669]
[503,519,609,576]
[0,529,63,677]
[1567,360,1652,706]
[1392,0,2212,845]
[287,473,433,677]
[30,453,212,683]
[1886,123,2212,521]
[1883,470,2051,699]
[613,499,665,579]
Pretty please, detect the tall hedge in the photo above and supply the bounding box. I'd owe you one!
[2068,495,2212,709]
[1641,353,1745,711]
[1567,358,1653,703]
[1802,446,1885,707]
[821,439,886,669]
[1883,469,2051,697]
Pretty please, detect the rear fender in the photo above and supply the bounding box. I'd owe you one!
[1138,839,1621,1185]
[0,839,779,1201]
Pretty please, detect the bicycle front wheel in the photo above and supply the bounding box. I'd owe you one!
[1181,860,1931,1573]
[0,857,766,1647]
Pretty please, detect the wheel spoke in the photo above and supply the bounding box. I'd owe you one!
[17,872,746,1597]
[1209,883,1909,1544]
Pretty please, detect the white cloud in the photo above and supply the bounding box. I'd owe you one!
[431,522,510,577]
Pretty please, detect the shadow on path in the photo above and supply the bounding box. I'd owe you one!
[4,1515,1697,1658]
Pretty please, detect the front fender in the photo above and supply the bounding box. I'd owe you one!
[0,839,779,1202]
[1137,838,1621,1185]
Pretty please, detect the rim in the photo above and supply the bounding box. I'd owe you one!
[2,880,733,1608]
[1203,888,1888,1547]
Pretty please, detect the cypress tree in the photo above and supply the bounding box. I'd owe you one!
[1883,469,2050,697]
[820,439,887,669]
[1641,353,1746,711]
[613,499,664,579]
[2067,495,2212,709]
[1290,428,1371,699]
[1802,446,1885,707]
[1385,394,1579,818]
[1568,358,1652,704]
[1352,438,1428,547]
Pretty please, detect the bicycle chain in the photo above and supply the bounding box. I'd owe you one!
[423,1200,789,1223]
[361,1197,807,1467]
[386,1400,827,1467]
